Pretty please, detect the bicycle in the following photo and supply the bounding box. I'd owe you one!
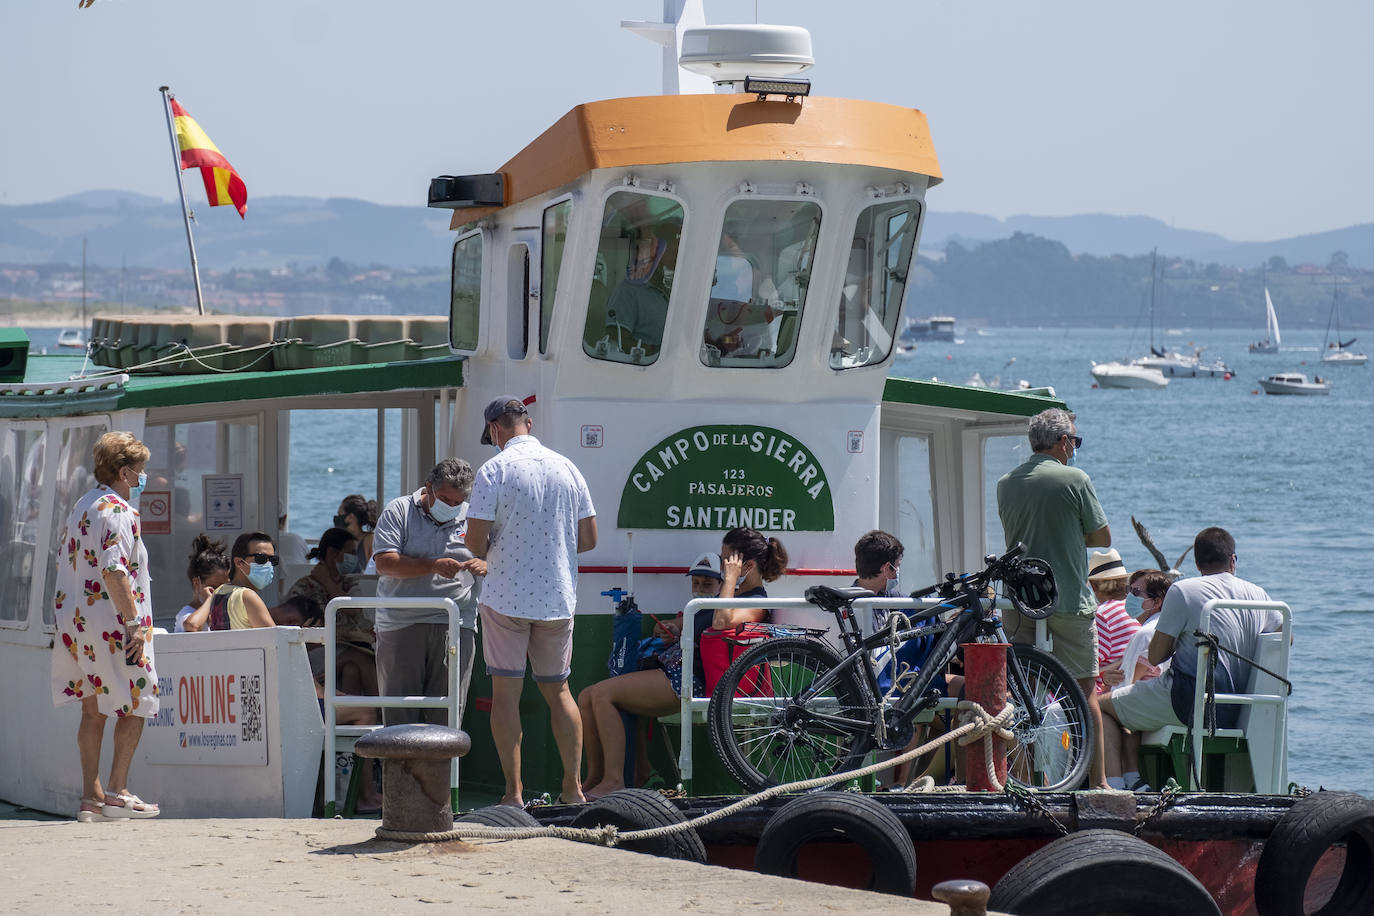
[707,544,1093,793]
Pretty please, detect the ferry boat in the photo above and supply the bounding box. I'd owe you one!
[1,4,1365,912]
[900,315,958,343]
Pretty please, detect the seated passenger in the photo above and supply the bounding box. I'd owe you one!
[1088,548,1140,694]
[287,527,378,698]
[175,534,231,633]
[335,494,378,571]
[183,532,278,631]
[1100,569,1173,690]
[578,528,787,799]
[1099,528,1281,791]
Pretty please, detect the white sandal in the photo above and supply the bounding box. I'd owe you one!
[102,792,160,819]
[76,797,110,823]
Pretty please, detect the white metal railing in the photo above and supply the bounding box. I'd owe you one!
[322,596,462,815]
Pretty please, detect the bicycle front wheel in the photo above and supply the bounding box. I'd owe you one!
[708,637,877,793]
[1003,643,1093,792]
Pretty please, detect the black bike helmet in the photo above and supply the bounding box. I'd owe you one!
[1003,556,1057,619]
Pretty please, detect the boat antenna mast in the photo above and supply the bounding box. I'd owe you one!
[158,85,206,316]
[1148,248,1164,358]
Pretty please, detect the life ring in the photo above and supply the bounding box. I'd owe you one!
[456,804,541,829]
[1254,791,1374,916]
[754,792,917,896]
[989,829,1220,916]
[568,788,707,863]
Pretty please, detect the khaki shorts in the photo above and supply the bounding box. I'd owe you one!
[1109,671,1184,732]
[479,604,574,683]
[1003,610,1099,680]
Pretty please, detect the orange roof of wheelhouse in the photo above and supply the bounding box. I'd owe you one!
[449,94,942,228]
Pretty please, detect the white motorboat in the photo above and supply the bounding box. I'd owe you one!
[1258,372,1331,396]
[1091,361,1169,389]
[55,328,87,349]
[1249,288,1280,354]
[1321,281,1366,366]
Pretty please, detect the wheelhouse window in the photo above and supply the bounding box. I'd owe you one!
[449,232,482,352]
[700,199,822,369]
[831,199,922,370]
[583,191,684,366]
[540,200,572,355]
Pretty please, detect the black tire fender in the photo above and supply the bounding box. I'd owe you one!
[569,788,707,863]
[456,804,541,829]
[989,829,1220,916]
[1254,791,1374,916]
[754,792,917,896]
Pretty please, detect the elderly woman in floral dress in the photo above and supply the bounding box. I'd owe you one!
[50,431,161,821]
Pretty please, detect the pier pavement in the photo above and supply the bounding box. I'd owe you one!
[0,816,984,914]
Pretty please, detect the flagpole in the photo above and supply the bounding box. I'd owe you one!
[158,85,206,316]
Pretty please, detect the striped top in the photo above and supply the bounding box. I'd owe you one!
[1095,598,1141,692]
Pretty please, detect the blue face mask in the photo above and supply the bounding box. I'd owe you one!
[128,471,147,502]
[1125,593,1145,619]
[247,562,275,590]
[338,553,360,576]
[428,497,462,524]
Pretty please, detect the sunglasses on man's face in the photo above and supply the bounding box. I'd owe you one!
[244,553,280,566]
[1065,434,1083,449]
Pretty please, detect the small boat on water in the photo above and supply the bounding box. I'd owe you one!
[55,328,87,350]
[1258,372,1331,396]
[1321,281,1366,366]
[1129,250,1231,378]
[1091,360,1169,389]
[1248,288,1280,354]
[899,315,956,343]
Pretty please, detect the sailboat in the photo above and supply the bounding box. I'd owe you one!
[1321,282,1367,366]
[56,237,90,350]
[1249,288,1280,353]
[1130,249,1231,378]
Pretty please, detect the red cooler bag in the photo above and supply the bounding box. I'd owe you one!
[700,623,774,698]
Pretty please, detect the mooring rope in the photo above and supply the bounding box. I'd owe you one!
[373,700,1016,845]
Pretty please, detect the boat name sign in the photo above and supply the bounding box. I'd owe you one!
[618,424,834,531]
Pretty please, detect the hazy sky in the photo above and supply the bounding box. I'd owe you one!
[2,0,1369,241]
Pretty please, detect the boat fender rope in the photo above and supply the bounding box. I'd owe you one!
[383,700,1019,846]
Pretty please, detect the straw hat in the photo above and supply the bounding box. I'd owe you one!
[1087,548,1128,582]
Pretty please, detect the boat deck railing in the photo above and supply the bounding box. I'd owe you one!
[321,596,462,815]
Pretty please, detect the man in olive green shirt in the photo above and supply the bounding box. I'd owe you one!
[997,407,1111,789]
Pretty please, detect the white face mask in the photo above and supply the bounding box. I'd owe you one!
[428,496,461,524]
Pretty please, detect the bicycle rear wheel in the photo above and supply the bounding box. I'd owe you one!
[1003,643,1092,792]
[708,637,877,793]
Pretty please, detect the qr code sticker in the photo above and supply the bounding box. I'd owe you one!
[240,673,263,742]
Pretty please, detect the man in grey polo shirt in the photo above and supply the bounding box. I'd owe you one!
[372,458,484,726]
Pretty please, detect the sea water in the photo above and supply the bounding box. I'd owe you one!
[21,325,1373,793]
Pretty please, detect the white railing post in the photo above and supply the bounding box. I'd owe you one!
[322,596,461,816]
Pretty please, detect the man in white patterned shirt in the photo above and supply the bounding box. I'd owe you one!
[466,397,597,807]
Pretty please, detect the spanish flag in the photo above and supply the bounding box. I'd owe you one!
[170,98,247,218]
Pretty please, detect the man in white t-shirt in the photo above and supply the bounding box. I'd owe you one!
[466,397,597,807]
[1101,527,1280,787]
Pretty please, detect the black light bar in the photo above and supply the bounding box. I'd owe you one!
[428,173,505,210]
[742,76,812,102]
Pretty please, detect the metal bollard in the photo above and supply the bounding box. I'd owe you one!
[962,642,1009,791]
[354,724,470,835]
[931,879,990,916]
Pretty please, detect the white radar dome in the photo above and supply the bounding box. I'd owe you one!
[678,25,814,85]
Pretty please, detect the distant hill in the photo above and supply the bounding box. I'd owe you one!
[2,191,1369,273]
[0,191,454,270]
[921,211,1374,269]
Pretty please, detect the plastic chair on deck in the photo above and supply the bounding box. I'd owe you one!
[1139,599,1291,793]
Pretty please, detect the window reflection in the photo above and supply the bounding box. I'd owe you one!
[831,199,922,370]
[701,199,821,368]
[540,200,573,354]
[583,191,684,365]
[450,233,482,352]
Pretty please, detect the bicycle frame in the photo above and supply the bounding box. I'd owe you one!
[795,578,1041,750]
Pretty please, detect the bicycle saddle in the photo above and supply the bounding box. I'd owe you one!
[804,585,875,611]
